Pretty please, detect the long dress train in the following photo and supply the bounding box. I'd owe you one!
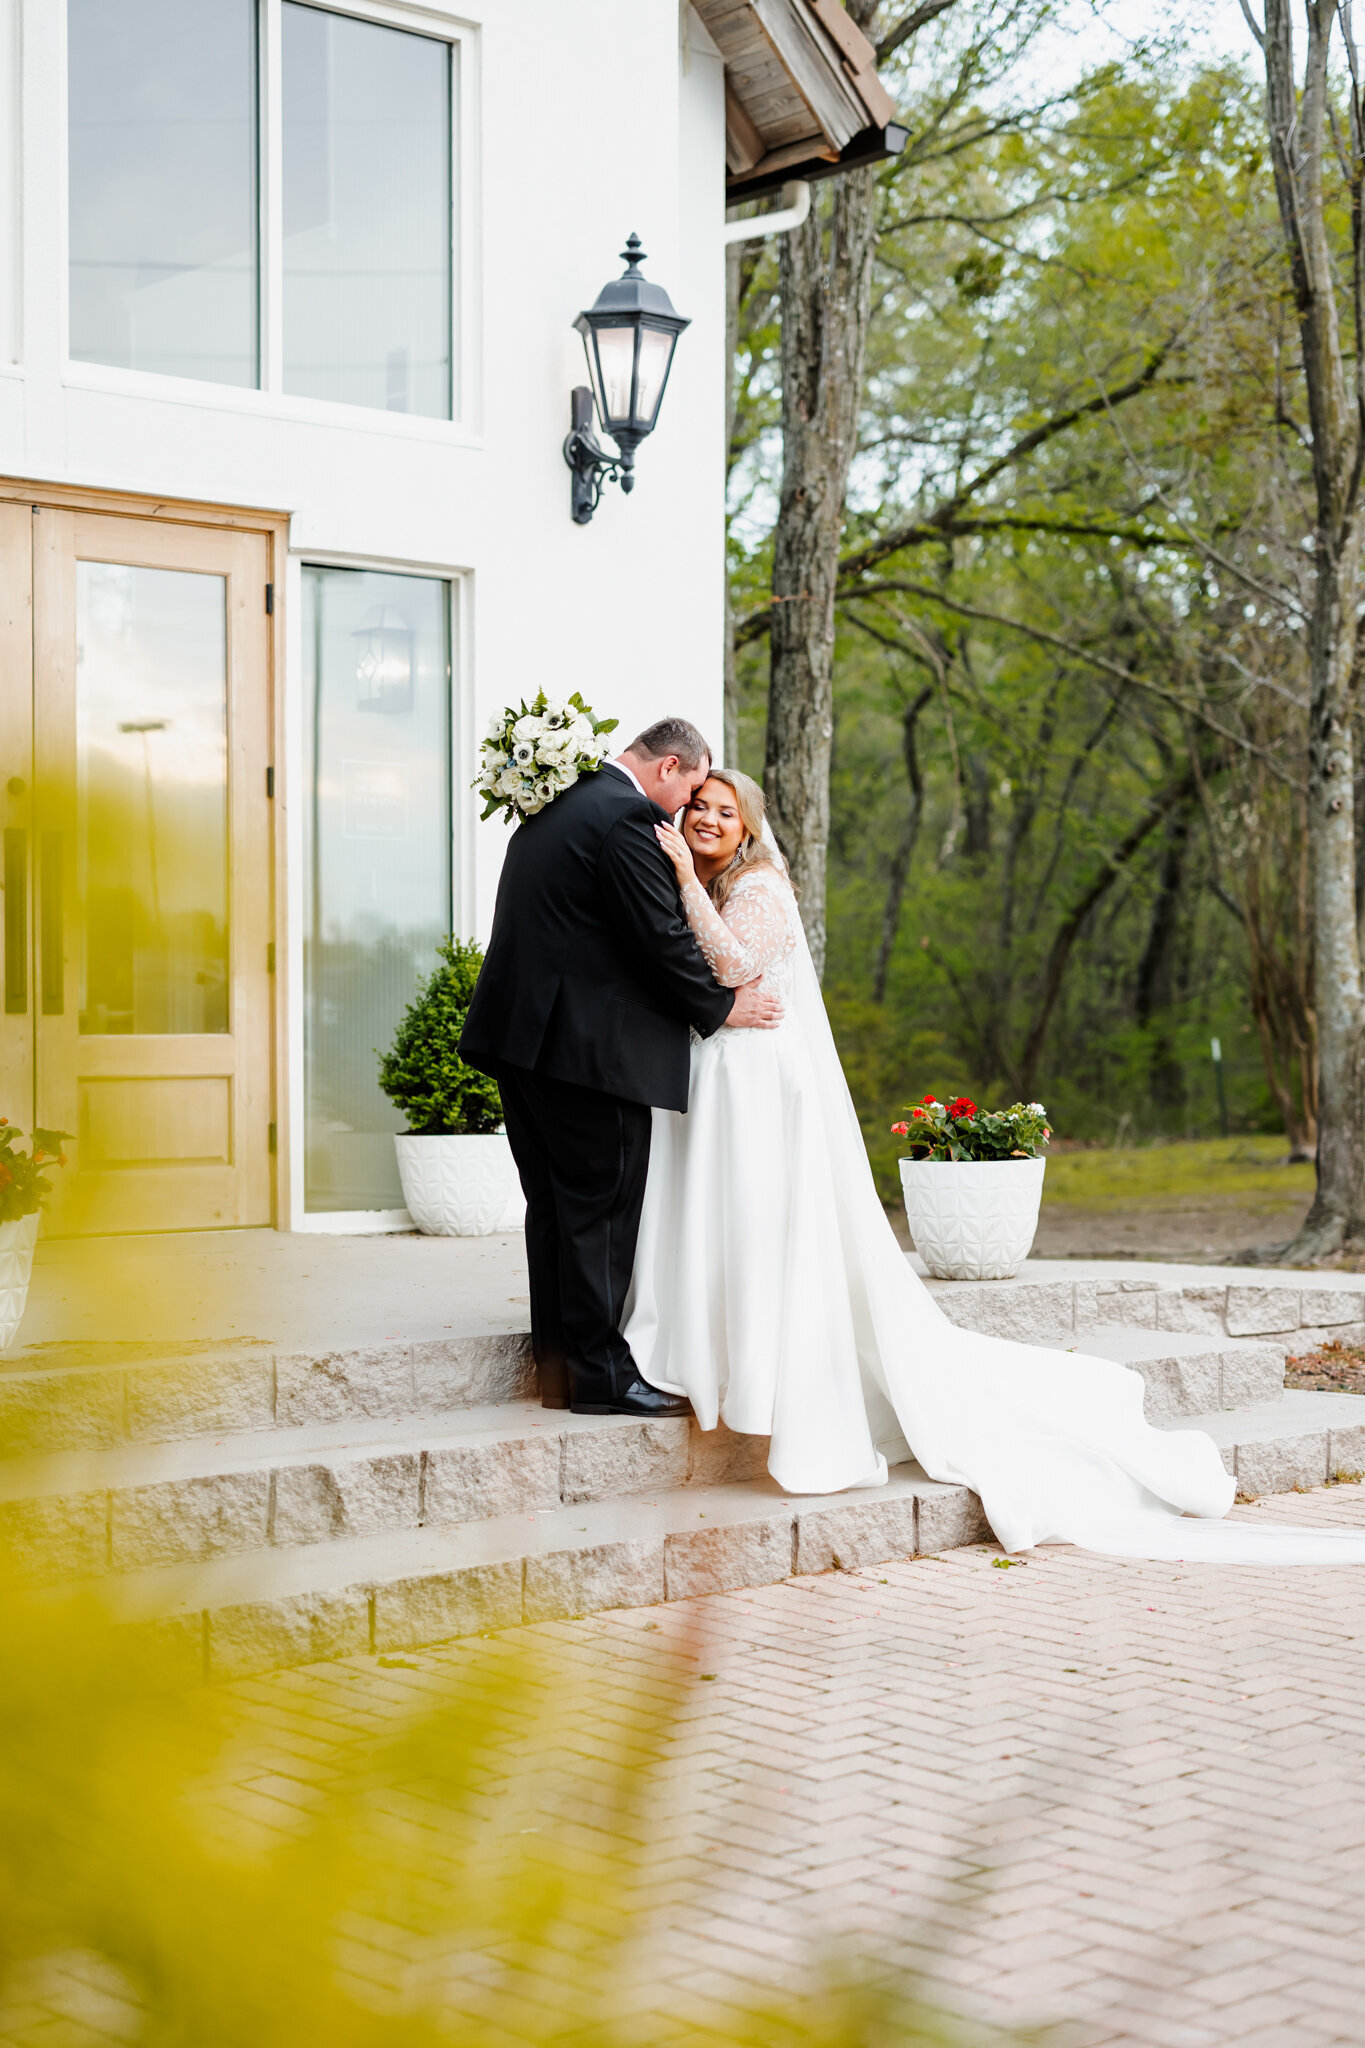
[623,859,1365,1564]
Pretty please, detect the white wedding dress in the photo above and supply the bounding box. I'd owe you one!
[624,855,1365,1564]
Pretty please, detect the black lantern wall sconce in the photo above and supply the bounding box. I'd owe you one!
[564,234,691,524]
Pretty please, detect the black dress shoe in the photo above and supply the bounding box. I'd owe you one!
[569,1377,692,1418]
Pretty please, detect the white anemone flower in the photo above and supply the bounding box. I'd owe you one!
[512,741,536,768]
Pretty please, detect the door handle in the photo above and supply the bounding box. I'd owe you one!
[40,830,62,1016]
[3,827,25,1014]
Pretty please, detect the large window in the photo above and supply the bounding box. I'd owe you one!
[283,6,451,416]
[303,565,452,1213]
[67,1,454,419]
[68,0,259,385]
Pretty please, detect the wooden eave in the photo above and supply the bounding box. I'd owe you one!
[692,0,902,197]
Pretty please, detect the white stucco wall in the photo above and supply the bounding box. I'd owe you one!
[0,0,727,1226]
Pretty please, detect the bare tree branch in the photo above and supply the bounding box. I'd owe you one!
[843,579,1303,783]
[1237,0,1266,50]
[876,0,959,62]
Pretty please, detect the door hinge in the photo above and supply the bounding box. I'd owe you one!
[266,765,274,798]
[268,1122,277,1154]
[266,941,275,974]
[265,582,274,614]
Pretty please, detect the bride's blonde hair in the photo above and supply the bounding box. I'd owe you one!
[694,768,784,912]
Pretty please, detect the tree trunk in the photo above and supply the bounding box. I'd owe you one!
[1260,0,1365,1256]
[764,158,879,979]
[1135,797,1195,1115]
[872,684,932,1001]
[723,240,741,768]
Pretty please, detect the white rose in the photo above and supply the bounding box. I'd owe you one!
[570,713,595,742]
[555,764,580,794]
[518,791,547,815]
[512,714,545,742]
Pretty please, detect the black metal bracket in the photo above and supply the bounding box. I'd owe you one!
[563,386,632,524]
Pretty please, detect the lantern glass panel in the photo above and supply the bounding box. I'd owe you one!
[634,327,675,429]
[592,324,638,426]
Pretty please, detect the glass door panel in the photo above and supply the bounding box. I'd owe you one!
[76,563,230,1036]
[303,565,450,1211]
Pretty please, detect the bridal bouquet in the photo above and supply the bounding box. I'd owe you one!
[474,690,618,823]
[892,1096,1051,1162]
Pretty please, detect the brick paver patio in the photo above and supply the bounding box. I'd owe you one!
[184,1480,1365,2048]
[10,1481,1365,2047]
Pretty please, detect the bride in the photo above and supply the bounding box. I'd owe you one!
[624,767,1365,1564]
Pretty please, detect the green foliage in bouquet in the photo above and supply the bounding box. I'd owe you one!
[377,938,503,1136]
[474,689,618,824]
[0,1122,71,1224]
[892,1095,1051,1163]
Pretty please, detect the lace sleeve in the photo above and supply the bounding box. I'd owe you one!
[678,870,790,988]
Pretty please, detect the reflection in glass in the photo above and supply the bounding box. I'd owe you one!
[283,5,452,417]
[303,566,451,1211]
[76,564,229,1035]
[68,0,258,385]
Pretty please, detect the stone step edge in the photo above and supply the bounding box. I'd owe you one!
[0,1332,537,1455]
[0,1324,1293,1507]
[1055,1331,1288,1419]
[97,1471,989,1686]
[91,1388,1365,1687]
[0,1404,774,1583]
[1167,1389,1365,1500]
[6,1265,1364,1454]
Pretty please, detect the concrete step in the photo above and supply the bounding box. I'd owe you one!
[928,1262,1365,1350]
[1061,1328,1287,1418]
[1164,1388,1365,1498]
[0,1326,1295,1586]
[0,1332,536,1455]
[92,1466,991,1684]
[59,1389,1365,1687]
[6,1264,1360,1455]
[0,1401,774,1585]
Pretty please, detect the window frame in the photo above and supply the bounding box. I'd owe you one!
[282,545,473,1233]
[60,0,480,441]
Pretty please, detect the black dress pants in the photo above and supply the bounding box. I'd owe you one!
[497,1064,652,1408]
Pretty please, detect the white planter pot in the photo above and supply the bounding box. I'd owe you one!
[0,1212,39,1353]
[394,1133,525,1238]
[898,1156,1046,1281]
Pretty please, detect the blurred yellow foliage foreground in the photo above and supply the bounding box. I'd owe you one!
[0,1572,1021,2048]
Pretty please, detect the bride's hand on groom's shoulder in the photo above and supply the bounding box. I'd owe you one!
[725,981,783,1029]
[654,820,696,883]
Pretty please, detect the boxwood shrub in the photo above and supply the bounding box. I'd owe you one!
[377,937,503,1136]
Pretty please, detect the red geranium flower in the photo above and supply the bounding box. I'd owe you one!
[922,1095,938,1106]
[891,1122,910,1137]
[911,1107,925,1118]
[946,1096,977,1120]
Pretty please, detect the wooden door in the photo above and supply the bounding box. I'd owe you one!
[23,508,273,1233]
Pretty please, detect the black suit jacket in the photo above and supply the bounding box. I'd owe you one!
[459,764,735,1111]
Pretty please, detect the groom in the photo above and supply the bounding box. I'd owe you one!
[460,716,781,1415]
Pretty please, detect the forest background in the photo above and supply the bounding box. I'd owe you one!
[727,0,1328,1201]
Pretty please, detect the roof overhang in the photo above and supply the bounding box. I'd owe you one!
[692,0,905,202]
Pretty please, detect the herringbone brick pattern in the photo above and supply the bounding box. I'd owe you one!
[13,1482,1365,2045]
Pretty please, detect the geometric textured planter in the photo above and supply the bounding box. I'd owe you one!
[0,1212,39,1353]
[898,1156,1045,1280]
[394,1133,525,1237]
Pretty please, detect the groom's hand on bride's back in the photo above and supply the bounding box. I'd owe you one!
[725,981,783,1029]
